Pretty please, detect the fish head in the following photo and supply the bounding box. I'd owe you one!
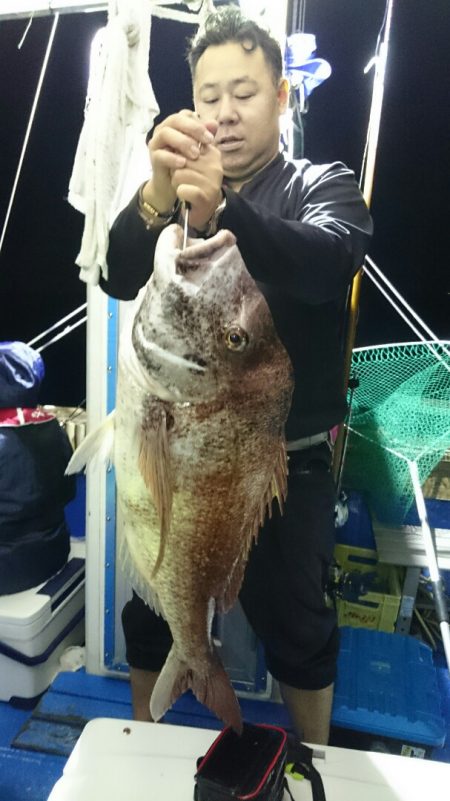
[132,224,293,404]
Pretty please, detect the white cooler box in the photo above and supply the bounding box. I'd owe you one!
[0,557,85,703]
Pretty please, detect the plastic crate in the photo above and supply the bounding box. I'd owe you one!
[333,627,447,748]
[403,498,450,528]
[334,544,401,632]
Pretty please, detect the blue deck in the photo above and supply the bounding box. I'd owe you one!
[0,669,292,801]
[1,654,449,801]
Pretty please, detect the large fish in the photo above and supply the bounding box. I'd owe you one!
[68,225,293,733]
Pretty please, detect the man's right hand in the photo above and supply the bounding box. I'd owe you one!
[141,110,217,216]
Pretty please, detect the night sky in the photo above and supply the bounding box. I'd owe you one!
[0,1,449,407]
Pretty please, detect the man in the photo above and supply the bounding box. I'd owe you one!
[102,7,372,744]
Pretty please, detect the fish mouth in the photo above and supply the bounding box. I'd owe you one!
[175,229,237,289]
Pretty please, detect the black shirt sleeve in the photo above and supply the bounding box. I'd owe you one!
[220,161,372,304]
[100,190,161,300]
[102,159,372,304]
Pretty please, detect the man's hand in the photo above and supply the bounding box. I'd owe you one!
[171,138,223,231]
[142,110,221,225]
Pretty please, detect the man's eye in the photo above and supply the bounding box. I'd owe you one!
[236,94,253,100]
[203,98,218,104]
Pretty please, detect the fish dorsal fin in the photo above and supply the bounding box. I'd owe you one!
[138,407,173,577]
[219,438,289,613]
[263,438,289,523]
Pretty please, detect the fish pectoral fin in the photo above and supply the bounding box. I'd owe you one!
[65,411,115,474]
[150,646,242,734]
[138,409,173,575]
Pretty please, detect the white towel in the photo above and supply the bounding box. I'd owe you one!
[68,0,159,285]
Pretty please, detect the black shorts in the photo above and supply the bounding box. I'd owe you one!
[122,440,339,690]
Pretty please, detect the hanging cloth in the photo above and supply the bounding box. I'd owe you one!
[282,33,331,159]
[284,33,331,106]
[68,0,159,285]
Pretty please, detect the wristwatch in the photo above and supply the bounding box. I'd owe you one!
[202,193,227,237]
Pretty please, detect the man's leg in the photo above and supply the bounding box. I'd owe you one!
[129,667,161,721]
[279,682,334,744]
[239,441,339,746]
[122,592,172,721]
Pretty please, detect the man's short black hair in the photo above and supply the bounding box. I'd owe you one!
[187,6,283,86]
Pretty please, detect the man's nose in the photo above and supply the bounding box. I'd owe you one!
[217,94,238,124]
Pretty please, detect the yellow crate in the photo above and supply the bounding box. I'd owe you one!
[334,544,379,574]
[334,544,402,633]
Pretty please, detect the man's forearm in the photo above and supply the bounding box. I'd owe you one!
[101,191,163,300]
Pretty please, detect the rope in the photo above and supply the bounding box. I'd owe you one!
[0,13,60,261]
[32,315,87,354]
[27,303,87,348]
[363,257,450,373]
[17,13,34,49]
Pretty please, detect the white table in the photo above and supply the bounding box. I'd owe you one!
[47,718,450,801]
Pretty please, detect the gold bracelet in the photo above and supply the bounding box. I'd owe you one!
[137,183,179,229]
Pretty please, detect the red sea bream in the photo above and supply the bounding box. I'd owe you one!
[68,225,293,732]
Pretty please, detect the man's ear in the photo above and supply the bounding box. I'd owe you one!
[277,78,290,114]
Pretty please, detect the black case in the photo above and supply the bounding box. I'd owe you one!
[194,722,288,801]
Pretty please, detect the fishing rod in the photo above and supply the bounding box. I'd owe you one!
[333,0,395,488]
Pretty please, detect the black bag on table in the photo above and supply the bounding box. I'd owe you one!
[194,722,327,801]
[194,722,288,801]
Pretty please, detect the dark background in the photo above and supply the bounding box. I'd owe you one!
[0,1,449,406]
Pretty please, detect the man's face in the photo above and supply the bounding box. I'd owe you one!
[193,41,287,187]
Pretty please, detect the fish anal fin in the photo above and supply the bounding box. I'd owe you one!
[219,556,247,614]
[150,646,242,734]
[119,537,165,617]
[138,406,173,576]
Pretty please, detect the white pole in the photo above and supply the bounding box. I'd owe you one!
[408,459,450,673]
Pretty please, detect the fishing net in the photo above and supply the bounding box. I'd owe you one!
[342,341,450,524]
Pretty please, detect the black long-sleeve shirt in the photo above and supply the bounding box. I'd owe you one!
[102,153,373,439]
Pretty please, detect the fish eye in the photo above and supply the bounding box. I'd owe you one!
[224,325,249,352]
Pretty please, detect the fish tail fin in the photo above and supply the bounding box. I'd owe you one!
[65,411,115,474]
[150,646,242,734]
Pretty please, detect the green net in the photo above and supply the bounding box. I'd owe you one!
[342,341,450,524]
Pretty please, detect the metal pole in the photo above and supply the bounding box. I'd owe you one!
[0,2,107,20]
